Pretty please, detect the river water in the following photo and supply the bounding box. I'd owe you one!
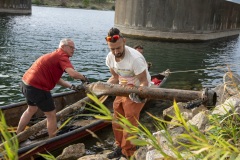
[1,6,240,106]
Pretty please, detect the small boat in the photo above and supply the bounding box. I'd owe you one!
[0,70,170,160]
[151,69,169,87]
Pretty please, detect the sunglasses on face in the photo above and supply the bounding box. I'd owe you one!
[105,35,121,42]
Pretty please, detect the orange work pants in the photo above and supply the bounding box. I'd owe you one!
[112,96,145,157]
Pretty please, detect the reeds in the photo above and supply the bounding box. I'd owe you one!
[0,111,19,160]
[85,93,240,159]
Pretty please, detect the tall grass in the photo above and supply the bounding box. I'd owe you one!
[1,91,239,159]
[85,93,240,159]
[0,110,57,160]
[0,111,19,160]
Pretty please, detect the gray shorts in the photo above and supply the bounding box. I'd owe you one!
[21,82,55,112]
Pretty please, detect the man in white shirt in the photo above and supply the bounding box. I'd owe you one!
[105,27,151,159]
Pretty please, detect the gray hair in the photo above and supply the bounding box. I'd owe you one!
[59,38,73,48]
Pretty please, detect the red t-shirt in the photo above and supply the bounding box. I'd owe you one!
[22,48,74,91]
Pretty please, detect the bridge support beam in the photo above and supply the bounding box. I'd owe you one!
[114,0,240,41]
[0,0,31,15]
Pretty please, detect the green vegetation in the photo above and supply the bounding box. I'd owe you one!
[0,111,19,160]
[37,152,56,160]
[31,0,115,10]
[85,93,240,159]
[0,110,56,160]
[1,91,239,159]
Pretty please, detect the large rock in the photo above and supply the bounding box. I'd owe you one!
[78,154,108,160]
[213,72,240,105]
[134,146,148,160]
[223,72,240,96]
[57,143,85,160]
[188,111,209,131]
[212,95,240,115]
[163,102,208,127]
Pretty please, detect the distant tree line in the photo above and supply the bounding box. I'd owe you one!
[31,0,115,10]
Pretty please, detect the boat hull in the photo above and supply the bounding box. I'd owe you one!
[0,71,169,159]
[18,120,110,160]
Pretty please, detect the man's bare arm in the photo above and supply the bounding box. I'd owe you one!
[136,70,149,87]
[107,68,119,84]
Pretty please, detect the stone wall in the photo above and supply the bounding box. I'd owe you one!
[114,0,240,41]
[0,0,31,15]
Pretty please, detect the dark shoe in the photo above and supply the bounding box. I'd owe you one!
[107,147,122,159]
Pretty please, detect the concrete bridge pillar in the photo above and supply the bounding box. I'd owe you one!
[114,0,240,41]
[0,0,31,15]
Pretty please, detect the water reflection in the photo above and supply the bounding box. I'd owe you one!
[126,36,240,89]
[0,6,240,105]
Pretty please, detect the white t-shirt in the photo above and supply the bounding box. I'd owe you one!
[106,45,151,86]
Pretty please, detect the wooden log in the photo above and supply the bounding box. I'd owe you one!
[85,82,217,106]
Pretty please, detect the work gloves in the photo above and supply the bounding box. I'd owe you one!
[70,75,90,92]
[129,93,147,103]
[82,75,90,84]
[70,84,83,92]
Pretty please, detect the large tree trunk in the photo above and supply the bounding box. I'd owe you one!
[85,82,217,106]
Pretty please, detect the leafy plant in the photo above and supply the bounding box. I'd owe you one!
[37,151,56,160]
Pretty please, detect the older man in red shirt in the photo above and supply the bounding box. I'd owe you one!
[17,38,88,138]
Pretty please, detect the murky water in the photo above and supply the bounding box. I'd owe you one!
[0,6,240,106]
